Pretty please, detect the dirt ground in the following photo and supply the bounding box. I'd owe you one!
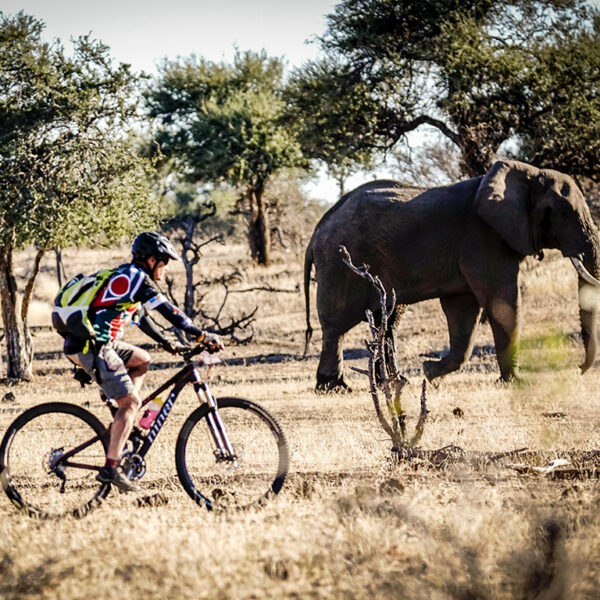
[0,244,599,599]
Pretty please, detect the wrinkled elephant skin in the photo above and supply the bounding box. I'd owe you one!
[304,160,600,391]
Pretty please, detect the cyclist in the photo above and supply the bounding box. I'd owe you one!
[63,232,224,492]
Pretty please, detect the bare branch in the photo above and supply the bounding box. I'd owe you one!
[409,379,429,447]
[340,244,426,450]
[232,283,299,294]
[163,206,256,341]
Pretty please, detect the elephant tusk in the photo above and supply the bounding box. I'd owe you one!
[570,257,600,287]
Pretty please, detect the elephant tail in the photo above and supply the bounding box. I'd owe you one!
[303,242,314,356]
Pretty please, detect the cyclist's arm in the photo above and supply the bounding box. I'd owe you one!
[136,306,172,347]
[141,291,205,338]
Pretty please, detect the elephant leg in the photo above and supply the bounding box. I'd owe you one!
[423,293,481,381]
[316,329,351,393]
[485,291,519,381]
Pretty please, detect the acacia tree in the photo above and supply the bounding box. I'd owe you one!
[284,59,377,196]
[288,0,600,178]
[146,50,306,266]
[514,22,600,181]
[0,12,160,380]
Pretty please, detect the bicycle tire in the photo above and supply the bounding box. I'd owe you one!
[176,397,289,510]
[0,402,110,519]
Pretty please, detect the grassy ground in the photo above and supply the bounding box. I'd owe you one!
[0,244,599,599]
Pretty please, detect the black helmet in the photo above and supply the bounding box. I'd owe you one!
[131,232,181,263]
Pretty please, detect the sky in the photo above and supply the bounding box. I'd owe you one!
[4,1,600,199]
[3,0,355,200]
[2,0,338,74]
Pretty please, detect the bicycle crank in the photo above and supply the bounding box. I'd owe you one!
[121,452,146,480]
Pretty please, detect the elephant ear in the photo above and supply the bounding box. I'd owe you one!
[475,160,537,256]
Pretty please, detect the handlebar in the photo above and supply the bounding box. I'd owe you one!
[181,343,222,364]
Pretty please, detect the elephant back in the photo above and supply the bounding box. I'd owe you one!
[313,180,425,233]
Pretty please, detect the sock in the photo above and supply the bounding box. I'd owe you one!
[105,457,120,468]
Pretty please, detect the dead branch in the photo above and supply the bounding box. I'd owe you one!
[272,225,289,250]
[162,204,256,342]
[231,283,299,294]
[339,245,426,450]
[488,447,529,463]
[409,379,429,447]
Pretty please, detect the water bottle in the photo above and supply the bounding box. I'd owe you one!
[139,397,163,429]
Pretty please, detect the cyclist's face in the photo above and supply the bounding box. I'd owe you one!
[147,256,169,281]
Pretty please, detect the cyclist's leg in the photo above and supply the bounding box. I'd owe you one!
[110,340,150,394]
[63,342,142,491]
[95,344,142,491]
[97,343,143,461]
[104,344,149,459]
[125,347,150,394]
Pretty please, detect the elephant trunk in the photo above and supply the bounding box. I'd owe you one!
[579,290,598,373]
[572,253,600,373]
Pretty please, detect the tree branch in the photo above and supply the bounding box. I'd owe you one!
[21,248,44,323]
[339,244,426,449]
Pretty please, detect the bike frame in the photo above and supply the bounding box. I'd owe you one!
[52,352,236,475]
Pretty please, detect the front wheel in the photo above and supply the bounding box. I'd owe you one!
[176,397,289,510]
[0,402,110,519]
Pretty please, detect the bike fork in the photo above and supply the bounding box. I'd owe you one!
[196,382,237,464]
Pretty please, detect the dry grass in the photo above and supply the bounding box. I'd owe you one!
[1,244,600,599]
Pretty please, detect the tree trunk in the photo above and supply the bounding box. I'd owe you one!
[182,218,197,318]
[247,186,270,266]
[55,247,67,287]
[0,246,34,381]
[337,177,345,198]
[456,124,499,177]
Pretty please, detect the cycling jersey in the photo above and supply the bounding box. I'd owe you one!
[63,263,202,353]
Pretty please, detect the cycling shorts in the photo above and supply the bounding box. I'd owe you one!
[66,341,136,400]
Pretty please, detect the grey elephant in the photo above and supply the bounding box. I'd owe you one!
[304,160,600,391]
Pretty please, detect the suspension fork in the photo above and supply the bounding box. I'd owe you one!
[193,375,237,463]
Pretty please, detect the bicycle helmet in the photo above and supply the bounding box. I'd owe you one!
[131,232,181,263]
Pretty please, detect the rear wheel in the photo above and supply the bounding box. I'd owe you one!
[176,397,289,510]
[0,402,110,518]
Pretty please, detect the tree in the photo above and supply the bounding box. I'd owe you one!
[289,0,600,178]
[285,58,378,196]
[145,50,306,266]
[264,169,328,256]
[0,12,160,380]
[391,135,463,187]
[514,21,600,180]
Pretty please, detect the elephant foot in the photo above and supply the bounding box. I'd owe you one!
[496,371,522,385]
[315,377,353,394]
[423,360,442,385]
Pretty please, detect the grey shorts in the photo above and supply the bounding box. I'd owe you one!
[67,341,136,400]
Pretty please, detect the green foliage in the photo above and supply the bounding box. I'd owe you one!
[285,58,378,184]
[146,50,307,264]
[0,11,161,252]
[162,182,240,238]
[290,0,600,178]
[514,23,600,179]
[146,50,305,190]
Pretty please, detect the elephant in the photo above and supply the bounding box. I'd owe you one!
[303,160,600,391]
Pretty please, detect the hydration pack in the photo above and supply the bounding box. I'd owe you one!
[51,269,114,340]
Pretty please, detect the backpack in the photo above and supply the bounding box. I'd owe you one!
[51,269,114,340]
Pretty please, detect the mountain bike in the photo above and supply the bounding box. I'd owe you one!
[0,345,289,519]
